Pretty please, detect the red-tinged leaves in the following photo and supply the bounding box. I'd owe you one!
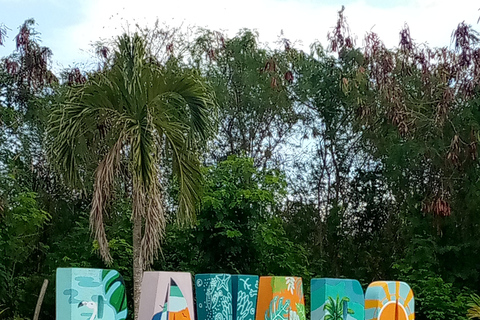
[96,46,110,60]
[219,35,225,49]
[270,77,277,88]
[207,49,216,61]
[281,38,291,51]
[399,24,413,52]
[284,71,293,83]
[7,19,55,90]
[452,22,479,54]
[447,135,461,167]
[67,68,86,85]
[15,19,35,52]
[423,197,451,217]
[4,59,19,75]
[327,6,354,54]
[469,130,478,160]
[166,43,173,54]
[264,58,277,72]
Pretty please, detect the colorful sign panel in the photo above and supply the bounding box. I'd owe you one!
[231,275,259,320]
[195,274,233,320]
[56,268,128,320]
[138,271,195,320]
[255,276,306,320]
[365,281,415,320]
[311,278,364,320]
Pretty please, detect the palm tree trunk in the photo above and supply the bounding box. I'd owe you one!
[133,210,143,320]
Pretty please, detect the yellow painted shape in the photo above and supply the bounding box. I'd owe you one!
[405,288,414,306]
[370,282,392,301]
[365,299,383,310]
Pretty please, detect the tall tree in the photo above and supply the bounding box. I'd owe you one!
[46,33,216,316]
[0,19,61,319]
[191,29,299,167]
[288,8,372,274]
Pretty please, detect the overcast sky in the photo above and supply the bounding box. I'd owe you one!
[1,0,479,71]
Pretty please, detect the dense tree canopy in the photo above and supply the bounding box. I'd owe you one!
[2,12,480,320]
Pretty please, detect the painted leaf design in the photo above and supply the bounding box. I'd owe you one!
[237,291,253,320]
[295,303,306,320]
[109,283,127,312]
[324,296,340,320]
[294,278,303,300]
[265,296,290,320]
[289,310,300,320]
[285,277,295,294]
[102,269,109,280]
[271,277,288,293]
[102,270,127,313]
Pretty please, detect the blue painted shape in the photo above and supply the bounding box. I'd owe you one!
[231,275,258,320]
[195,274,232,320]
[310,278,364,320]
[56,268,128,320]
[152,312,163,320]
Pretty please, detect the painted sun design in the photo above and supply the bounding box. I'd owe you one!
[365,281,414,320]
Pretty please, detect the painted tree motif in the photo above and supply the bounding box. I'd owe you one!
[323,295,354,320]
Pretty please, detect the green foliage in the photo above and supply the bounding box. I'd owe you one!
[155,156,310,287]
[192,29,299,166]
[1,191,50,261]
[0,188,51,316]
[2,17,480,320]
[256,217,309,278]
[160,156,288,273]
[394,262,471,320]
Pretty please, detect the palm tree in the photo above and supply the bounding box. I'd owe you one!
[46,33,216,316]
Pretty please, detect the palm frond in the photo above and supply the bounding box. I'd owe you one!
[172,149,202,224]
[90,135,123,264]
[150,71,216,225]
[140,178,165,268]
[46,97,95,188]
[468,294,480,319]
[161,69,217,144]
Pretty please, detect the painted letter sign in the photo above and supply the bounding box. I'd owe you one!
[365,281,414,320]
[56,268,128,320]
[311,278,364,320]
[138,271,195,320]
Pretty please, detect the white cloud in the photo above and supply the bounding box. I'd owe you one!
[16,0,480,68]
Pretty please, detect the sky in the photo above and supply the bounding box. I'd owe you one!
[0,0,479,72]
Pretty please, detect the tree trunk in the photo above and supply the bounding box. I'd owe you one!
[133,211,143,320]
[33,279,49,320]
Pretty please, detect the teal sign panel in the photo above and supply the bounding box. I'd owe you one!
[195,274,233,320]
[56,268,128,320]
[231,275,258,320]
[311,278,364,320]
